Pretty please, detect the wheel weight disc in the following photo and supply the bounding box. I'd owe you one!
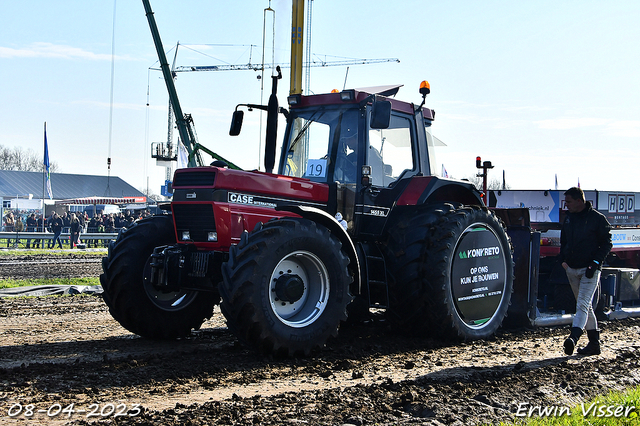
[450,223,508,328]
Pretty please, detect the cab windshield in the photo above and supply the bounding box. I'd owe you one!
[281,107,359,184]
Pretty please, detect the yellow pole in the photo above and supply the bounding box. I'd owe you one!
[290,0,304,95]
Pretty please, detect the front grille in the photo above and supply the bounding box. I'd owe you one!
[172,203,215,242]
[173,171,216,187]
[189,251,210,277]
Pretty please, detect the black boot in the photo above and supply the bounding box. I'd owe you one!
[564,327,583,355]
[577,329,601,355]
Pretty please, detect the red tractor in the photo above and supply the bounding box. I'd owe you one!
[101,76,516,356]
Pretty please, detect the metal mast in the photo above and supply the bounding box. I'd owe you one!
[304,0,313,95]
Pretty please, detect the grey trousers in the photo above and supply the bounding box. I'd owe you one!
[565,266,600,331]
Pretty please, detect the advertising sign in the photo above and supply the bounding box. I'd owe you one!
[488,190,560,222]
[596,192,637,226]
[611,228,640,249]
[451,225,508,326]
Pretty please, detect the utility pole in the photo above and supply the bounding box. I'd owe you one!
[290,0,304,95]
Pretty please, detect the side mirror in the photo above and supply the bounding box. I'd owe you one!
[229,110,244,136]
[370,100,391,129]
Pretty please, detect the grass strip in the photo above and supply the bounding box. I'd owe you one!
[0,248,106,256]
[496,385,640,425]
[0,277,100,289]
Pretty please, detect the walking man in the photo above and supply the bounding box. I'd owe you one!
[48,212,64,249]
[26,213,37,248]
[560,187,612,356]
[34,214,44,249]
[69,213,81,248]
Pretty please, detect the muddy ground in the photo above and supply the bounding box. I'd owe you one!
[0,252,639,425]
[0,252,103,281]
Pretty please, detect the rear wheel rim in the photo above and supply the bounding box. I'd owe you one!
[268,250,330,328]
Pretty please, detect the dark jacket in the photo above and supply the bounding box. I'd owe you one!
[26,216,37,232]
[70,219,82,233]
[51,217,64,233]
[560,201,612,269]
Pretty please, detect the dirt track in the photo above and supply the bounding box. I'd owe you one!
[1,252,639,425]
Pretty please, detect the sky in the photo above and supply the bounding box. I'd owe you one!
[1,0,639,198]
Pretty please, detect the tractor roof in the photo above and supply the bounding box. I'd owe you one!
[289,85,434,120]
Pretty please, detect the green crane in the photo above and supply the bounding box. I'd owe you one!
[142,0,240,170]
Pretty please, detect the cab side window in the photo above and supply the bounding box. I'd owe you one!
[334,125,358,184]
[368,115,413,187]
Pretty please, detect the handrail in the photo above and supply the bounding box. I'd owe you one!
[0,232,118,249]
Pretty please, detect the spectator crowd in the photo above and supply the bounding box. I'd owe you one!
[2,209,153,248]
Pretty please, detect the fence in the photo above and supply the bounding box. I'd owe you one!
[0,230,119,249]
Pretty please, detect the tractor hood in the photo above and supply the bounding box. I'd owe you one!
[172,166,329,206]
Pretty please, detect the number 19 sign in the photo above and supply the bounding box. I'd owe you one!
[305,159,327,178]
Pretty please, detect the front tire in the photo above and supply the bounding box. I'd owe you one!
[220,218,352,357]
[100,215,218,339]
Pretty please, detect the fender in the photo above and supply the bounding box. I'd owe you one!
[396,176,483,207]
[277,204,361,294]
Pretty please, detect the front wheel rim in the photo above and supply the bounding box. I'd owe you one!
[142,259,198,312]
[268,250,330,328]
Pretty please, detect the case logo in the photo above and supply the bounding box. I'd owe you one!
[228,192,277,208]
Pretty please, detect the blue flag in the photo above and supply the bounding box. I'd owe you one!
[44,123,53,199]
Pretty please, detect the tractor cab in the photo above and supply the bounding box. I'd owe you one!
[278,84,439,237]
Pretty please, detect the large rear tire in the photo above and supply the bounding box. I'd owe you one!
[386,204,514,340]
[100,215,218,339]
[220,218,352,357]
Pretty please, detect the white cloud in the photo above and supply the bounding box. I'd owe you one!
[606,120,640,138]
[500,105,553,113]
[535,117,610,130]
[72,100,148,111]
[0,42,132,61]
[534,117,640,138]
